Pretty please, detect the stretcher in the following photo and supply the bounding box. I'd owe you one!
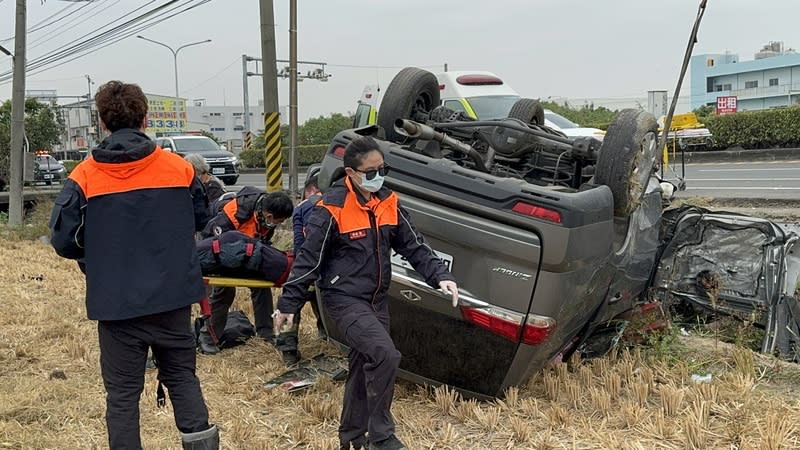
[197,276,275,345]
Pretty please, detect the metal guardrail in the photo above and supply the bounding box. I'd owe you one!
[0,188,60,207]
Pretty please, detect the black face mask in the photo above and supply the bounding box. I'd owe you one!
[255,195,270,232]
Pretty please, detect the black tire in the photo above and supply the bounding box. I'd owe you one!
[508,98,545,126]
[595,109,659,218]
[222,176,239,186]
[377,67,440,142]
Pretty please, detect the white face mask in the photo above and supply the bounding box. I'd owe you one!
[359,172,385,192]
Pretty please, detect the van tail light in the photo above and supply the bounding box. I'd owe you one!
[522,314,557,345]
[456,74,503,86]
[461,306,556,345]
[332,145,346,159]
[439,83,446,90]
[512,201,562,224]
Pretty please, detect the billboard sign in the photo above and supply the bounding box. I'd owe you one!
[146,94,188,134]
[715,96,737,115]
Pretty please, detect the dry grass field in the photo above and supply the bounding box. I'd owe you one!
[2,201,800,449]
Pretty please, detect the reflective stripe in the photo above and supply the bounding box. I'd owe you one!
[283,216,335,286]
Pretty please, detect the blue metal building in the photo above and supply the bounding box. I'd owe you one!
[691,47,800,111]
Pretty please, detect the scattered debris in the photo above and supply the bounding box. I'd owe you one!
[264,353,348,392]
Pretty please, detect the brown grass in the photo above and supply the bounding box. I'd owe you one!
[3,239,800,449]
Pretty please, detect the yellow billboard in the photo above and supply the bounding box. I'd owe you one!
[146,94,187,135]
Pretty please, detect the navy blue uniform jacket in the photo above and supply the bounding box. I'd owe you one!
[49,129,208,321]
[277,177,454,315]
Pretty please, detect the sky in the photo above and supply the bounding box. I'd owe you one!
[0,0,798,123]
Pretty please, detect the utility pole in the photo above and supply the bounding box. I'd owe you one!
[86,75,94,149]
[9,0,27,227]
[289,0,298,196]
[259,0,283,192]
[242,55,251,135]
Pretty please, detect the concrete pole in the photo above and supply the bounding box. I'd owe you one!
[259,0,283,192]
[86,75,93,149]
[259,1,279,113]
[8,0,27,227]
[242,55,251,134]
[289,0,298,196]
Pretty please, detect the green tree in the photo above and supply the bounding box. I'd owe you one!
[0,98,65,182]
[540,101,617,130]
[692,104,715,123]
[298,113,353,145]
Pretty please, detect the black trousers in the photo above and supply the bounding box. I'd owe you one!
[209,286,274,341]
[327,300,401,444]
[98,306,210,450]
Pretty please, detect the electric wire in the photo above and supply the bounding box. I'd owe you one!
[0,0,212,84]
[0,1,76,42]
[183,56,240,93]
[22,0,176,71]
[27,0,94,35]
[23,0,211,77]
[29,0,121,51]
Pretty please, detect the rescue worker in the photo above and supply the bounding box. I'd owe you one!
[197,188,294,356]
[274,136,459,450]
[49,81,218,449]
[286,174,327,341]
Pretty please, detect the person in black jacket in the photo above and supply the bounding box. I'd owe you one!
[49,81,218,450]
[196,188,294,356]
[184,153,226,205]
[274,136,459,450]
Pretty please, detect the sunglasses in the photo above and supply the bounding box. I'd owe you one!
[352,164,390,180]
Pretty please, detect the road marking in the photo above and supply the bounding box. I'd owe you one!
[697,168,800,172]
[687,178,800,181]
[686,186,800,190]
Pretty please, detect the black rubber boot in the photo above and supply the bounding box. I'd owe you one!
[181,424,219,450]
[340,434,367,450]
[197,324,220,355]
[369,434,406,450]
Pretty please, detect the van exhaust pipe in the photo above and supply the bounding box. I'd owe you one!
[394,119,490,173]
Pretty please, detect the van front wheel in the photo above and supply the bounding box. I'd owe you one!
[377,67,440,142]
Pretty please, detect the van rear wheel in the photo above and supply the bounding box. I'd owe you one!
[377,67,440,142]
[595,109,659,218]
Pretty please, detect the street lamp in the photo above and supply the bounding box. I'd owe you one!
[136,35,212,99]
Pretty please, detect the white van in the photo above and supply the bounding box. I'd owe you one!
[354,70,604,139]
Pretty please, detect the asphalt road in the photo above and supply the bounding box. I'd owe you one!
[231,171,308,193]
[11,160,798,202]
[669,159,800,199]
[233,160,800,199]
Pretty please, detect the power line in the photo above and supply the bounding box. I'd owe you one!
[26,1,212,77]
[0,1,77,42]
[0,0,212,84]
[27,0,94,34]
[325,63,441,70]
[22,0,173,71]
[183,56,239,93]
[28,0,121,51]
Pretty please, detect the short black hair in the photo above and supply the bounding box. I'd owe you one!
[302,174,319,198]
[261,191,294,219]
[343,136,383,169]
